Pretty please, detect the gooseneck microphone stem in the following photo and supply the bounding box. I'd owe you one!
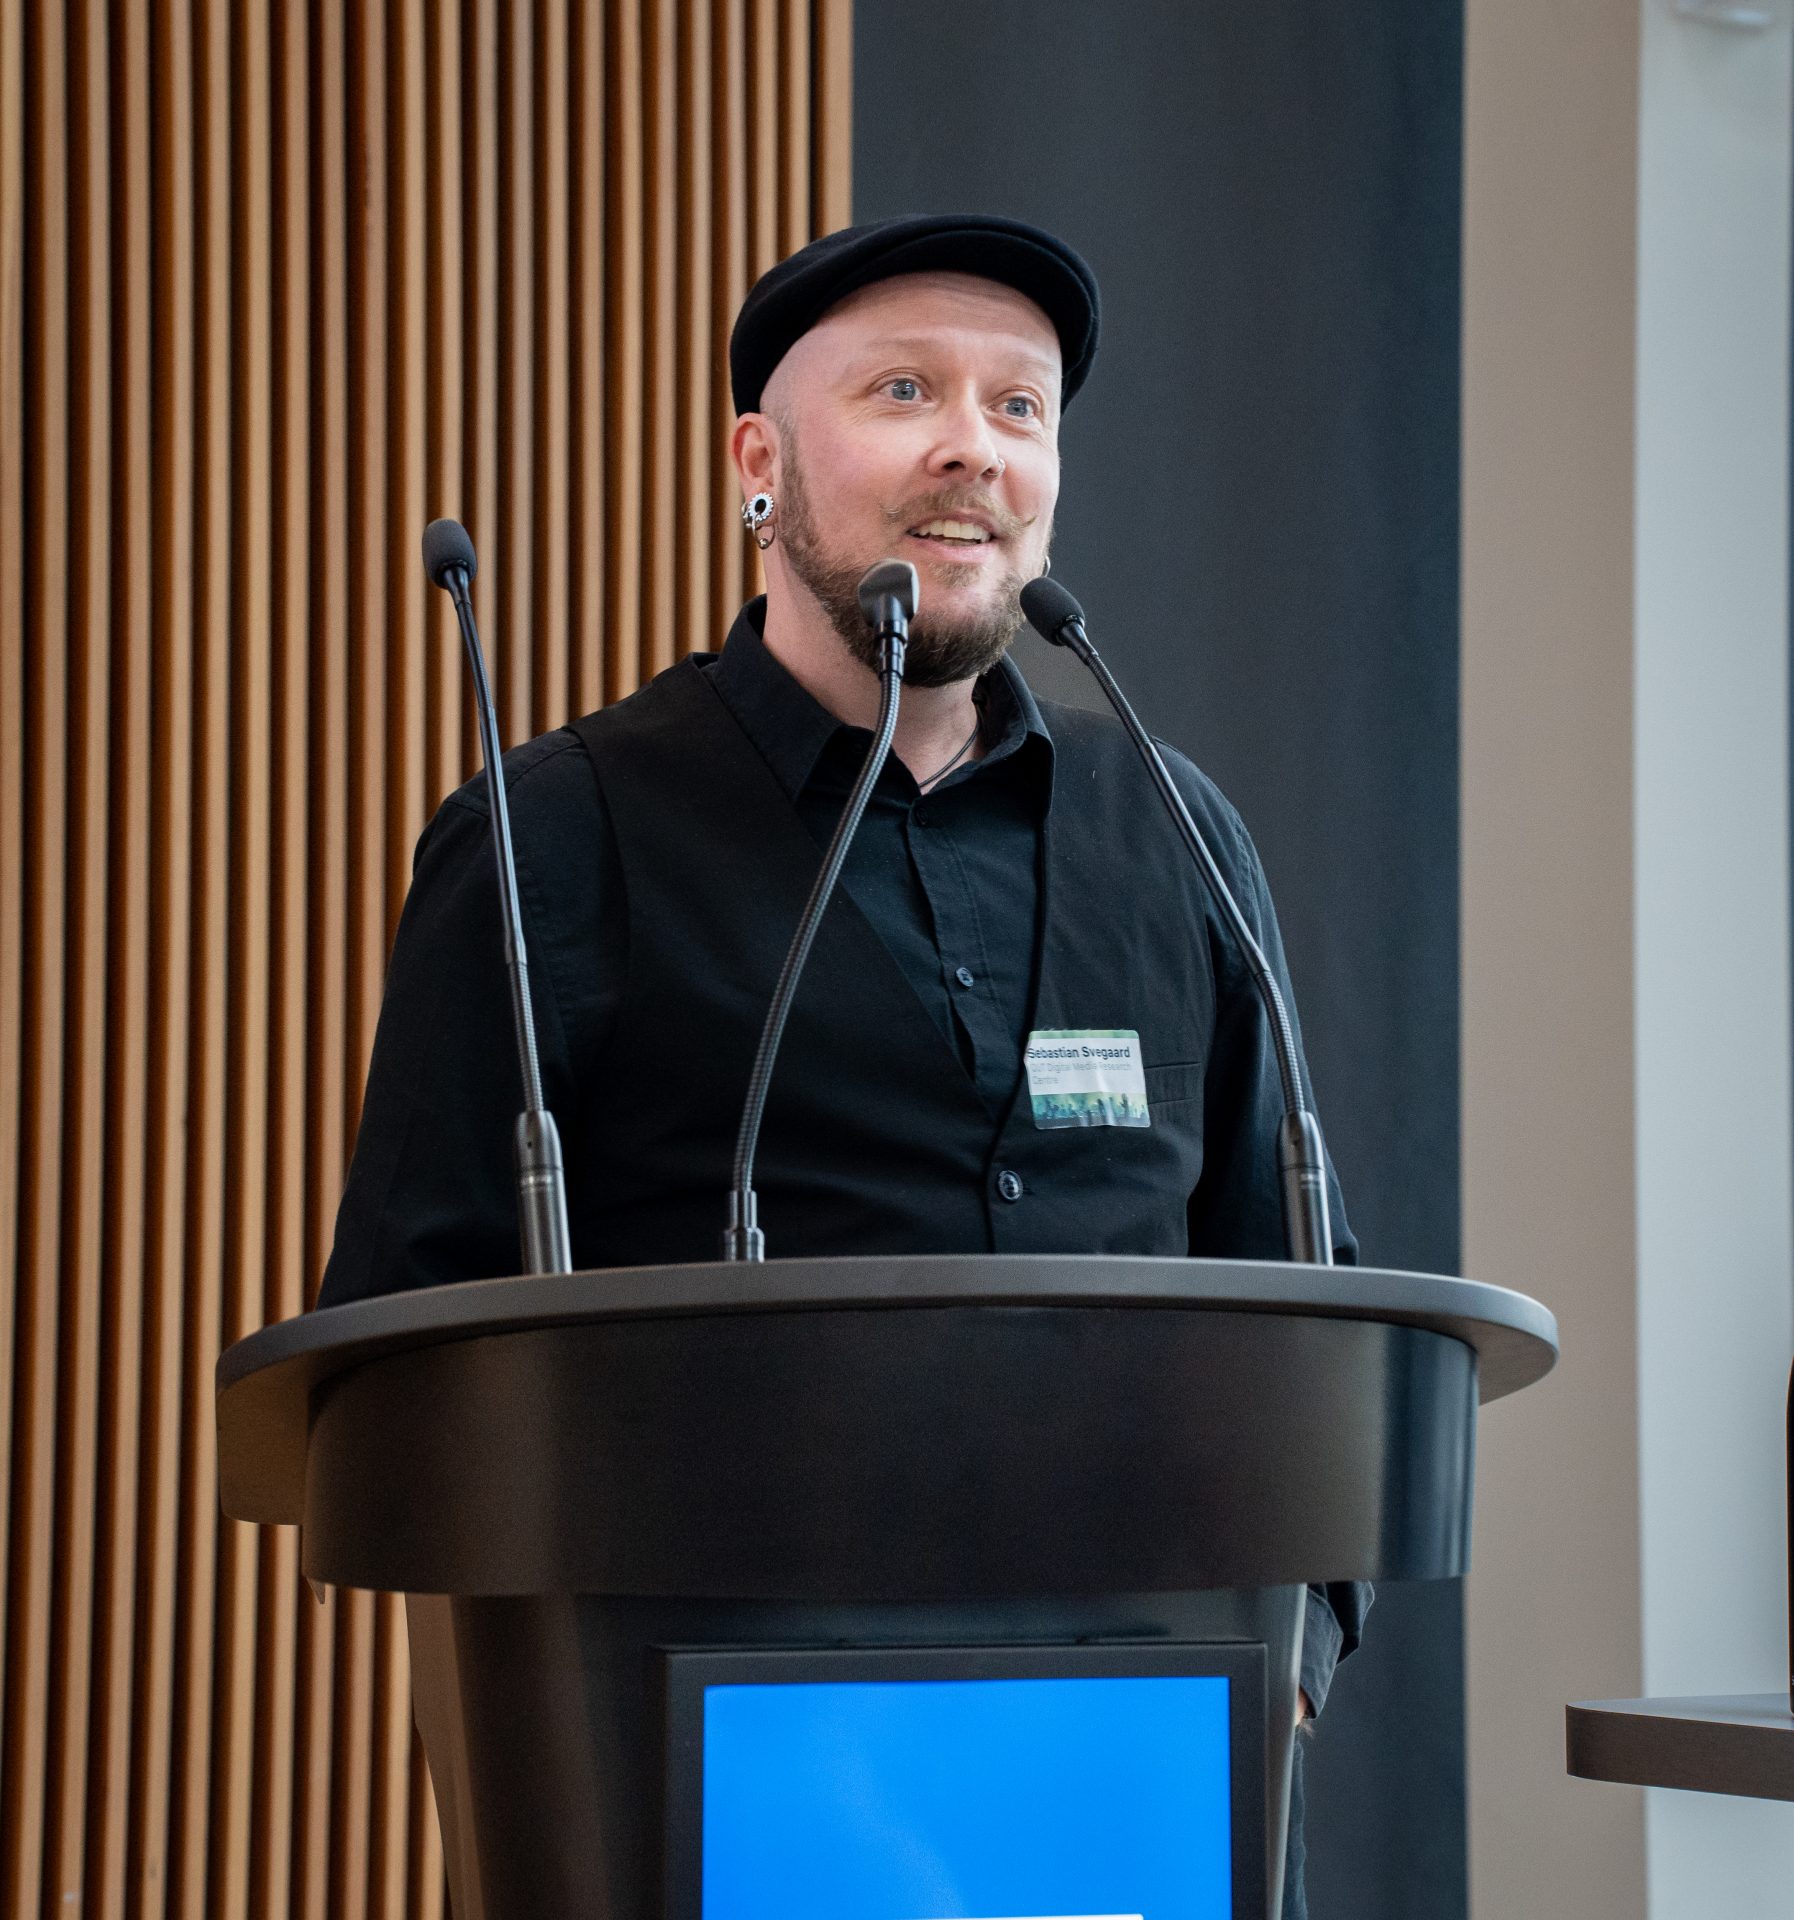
[424,519,572,1276]
[1022,581,1333,1265]
[444,571,545,1107]
[725,636,906,1261]
[724,559,917,1262]
[1072,635,1307,1115]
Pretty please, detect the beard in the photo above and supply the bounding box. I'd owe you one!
[775,444,1045,690]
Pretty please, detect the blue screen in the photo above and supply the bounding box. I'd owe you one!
[701,1673,1233,1920]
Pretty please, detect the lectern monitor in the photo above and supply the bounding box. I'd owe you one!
[663,1642,1268,1920]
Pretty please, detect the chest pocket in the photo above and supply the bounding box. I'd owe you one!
[1143,1059,1206,1112]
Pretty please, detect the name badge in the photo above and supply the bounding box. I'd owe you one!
[1024,1028,1150,1130]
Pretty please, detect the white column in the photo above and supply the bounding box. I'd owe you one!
[1635,2,1794,1908]
[1463,2,1794,1913]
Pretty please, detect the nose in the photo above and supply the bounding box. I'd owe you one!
[926,388,1005,485]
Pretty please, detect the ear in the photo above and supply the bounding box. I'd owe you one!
[731,412,780,500]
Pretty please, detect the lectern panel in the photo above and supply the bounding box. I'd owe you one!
[663,1644,1267,1920]
[305,1305,1476,1595]
[405,1588,1303,1920]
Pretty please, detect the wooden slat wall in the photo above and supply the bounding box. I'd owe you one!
[0,4,852,1913]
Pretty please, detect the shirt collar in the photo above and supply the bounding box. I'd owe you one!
[706,596,1053,803]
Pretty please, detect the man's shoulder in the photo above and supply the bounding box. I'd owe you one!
[436,657,716,828]
[438,724,597,828]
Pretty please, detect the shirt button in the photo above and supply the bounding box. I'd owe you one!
[914,809,934,828]
[996,1169,1024,1203]
[954,965,975,988]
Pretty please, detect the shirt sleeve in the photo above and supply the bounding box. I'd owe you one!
[315,732,623,1307]
[1158,746,1374,1715]
[1301,1578,1374,1716]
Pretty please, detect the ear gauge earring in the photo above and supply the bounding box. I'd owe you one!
[741,491,776,550]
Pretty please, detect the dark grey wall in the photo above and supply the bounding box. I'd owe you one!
[853,4,1464,1914]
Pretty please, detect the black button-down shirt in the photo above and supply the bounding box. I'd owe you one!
[318,597,1366,1755]
[713,612,1052,1114]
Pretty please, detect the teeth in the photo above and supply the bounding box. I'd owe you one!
[909,518,992,543]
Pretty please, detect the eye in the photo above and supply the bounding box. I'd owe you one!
[1001,393,1039,420]
[885,377,922,402]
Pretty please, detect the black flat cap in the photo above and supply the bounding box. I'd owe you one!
[730,213,1100,415]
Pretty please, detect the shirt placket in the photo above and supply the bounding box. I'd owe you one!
[907,798,1007,1107]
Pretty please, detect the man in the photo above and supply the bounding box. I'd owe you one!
[319,214,1367,1915]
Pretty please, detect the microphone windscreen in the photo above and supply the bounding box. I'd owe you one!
[423,517,479,587]
[1020,575,1085,645]
[856,558,919,626]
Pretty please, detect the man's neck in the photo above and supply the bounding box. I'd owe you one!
[759,583,986,788]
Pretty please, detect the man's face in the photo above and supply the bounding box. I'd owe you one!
[752,272,1062,687]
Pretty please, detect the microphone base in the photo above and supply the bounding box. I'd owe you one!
[516,1110,573,1275]
[722,1189,765,1263]
[1277,1110,1334,1267]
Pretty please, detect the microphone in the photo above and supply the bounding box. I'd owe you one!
[1020,576,1334,1265]
[422,517,573,1275]
[857,559,918,648]
[723,558,916,1260]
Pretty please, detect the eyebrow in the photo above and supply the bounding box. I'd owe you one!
[847,335,1062,382]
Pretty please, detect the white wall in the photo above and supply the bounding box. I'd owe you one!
[1635,3,1794,1902]
[1463,2,1794,1913]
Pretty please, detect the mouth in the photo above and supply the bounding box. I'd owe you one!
[903,516,999,557]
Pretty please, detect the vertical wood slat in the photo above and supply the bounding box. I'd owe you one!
[0,5,851,1914]
[748,0,779,285]
[643,0,679,681]
[339,3,387,1902]
[496,2,534,745]
[604,0,645,699]
[377,16,430,1912]
[777,0,809,262]
[48,0,113,1908]
[213,2,274,1910]
[0,0,27,1847]
[713,0,750,635]
[679,1,713,656]
[134,3,198,1908]
[533,0,569,728]
[0,9,22,1871]
[423,0,464,810]
[88,0,153,1907]
[390,0,429,920]
[812,0,852,234]
[462,0,500,752]
[745,0,780,617]
[6,0,70,1913]
[254,8,312,1919]
[174,0,234,1906]
[298,7,348,1916]
[569,0,607,718]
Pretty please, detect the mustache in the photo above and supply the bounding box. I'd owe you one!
[882,488,1035,542]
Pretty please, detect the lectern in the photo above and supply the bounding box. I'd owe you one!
[217,1254,1556,1918]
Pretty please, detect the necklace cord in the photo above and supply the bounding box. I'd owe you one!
[918,715,982,791]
